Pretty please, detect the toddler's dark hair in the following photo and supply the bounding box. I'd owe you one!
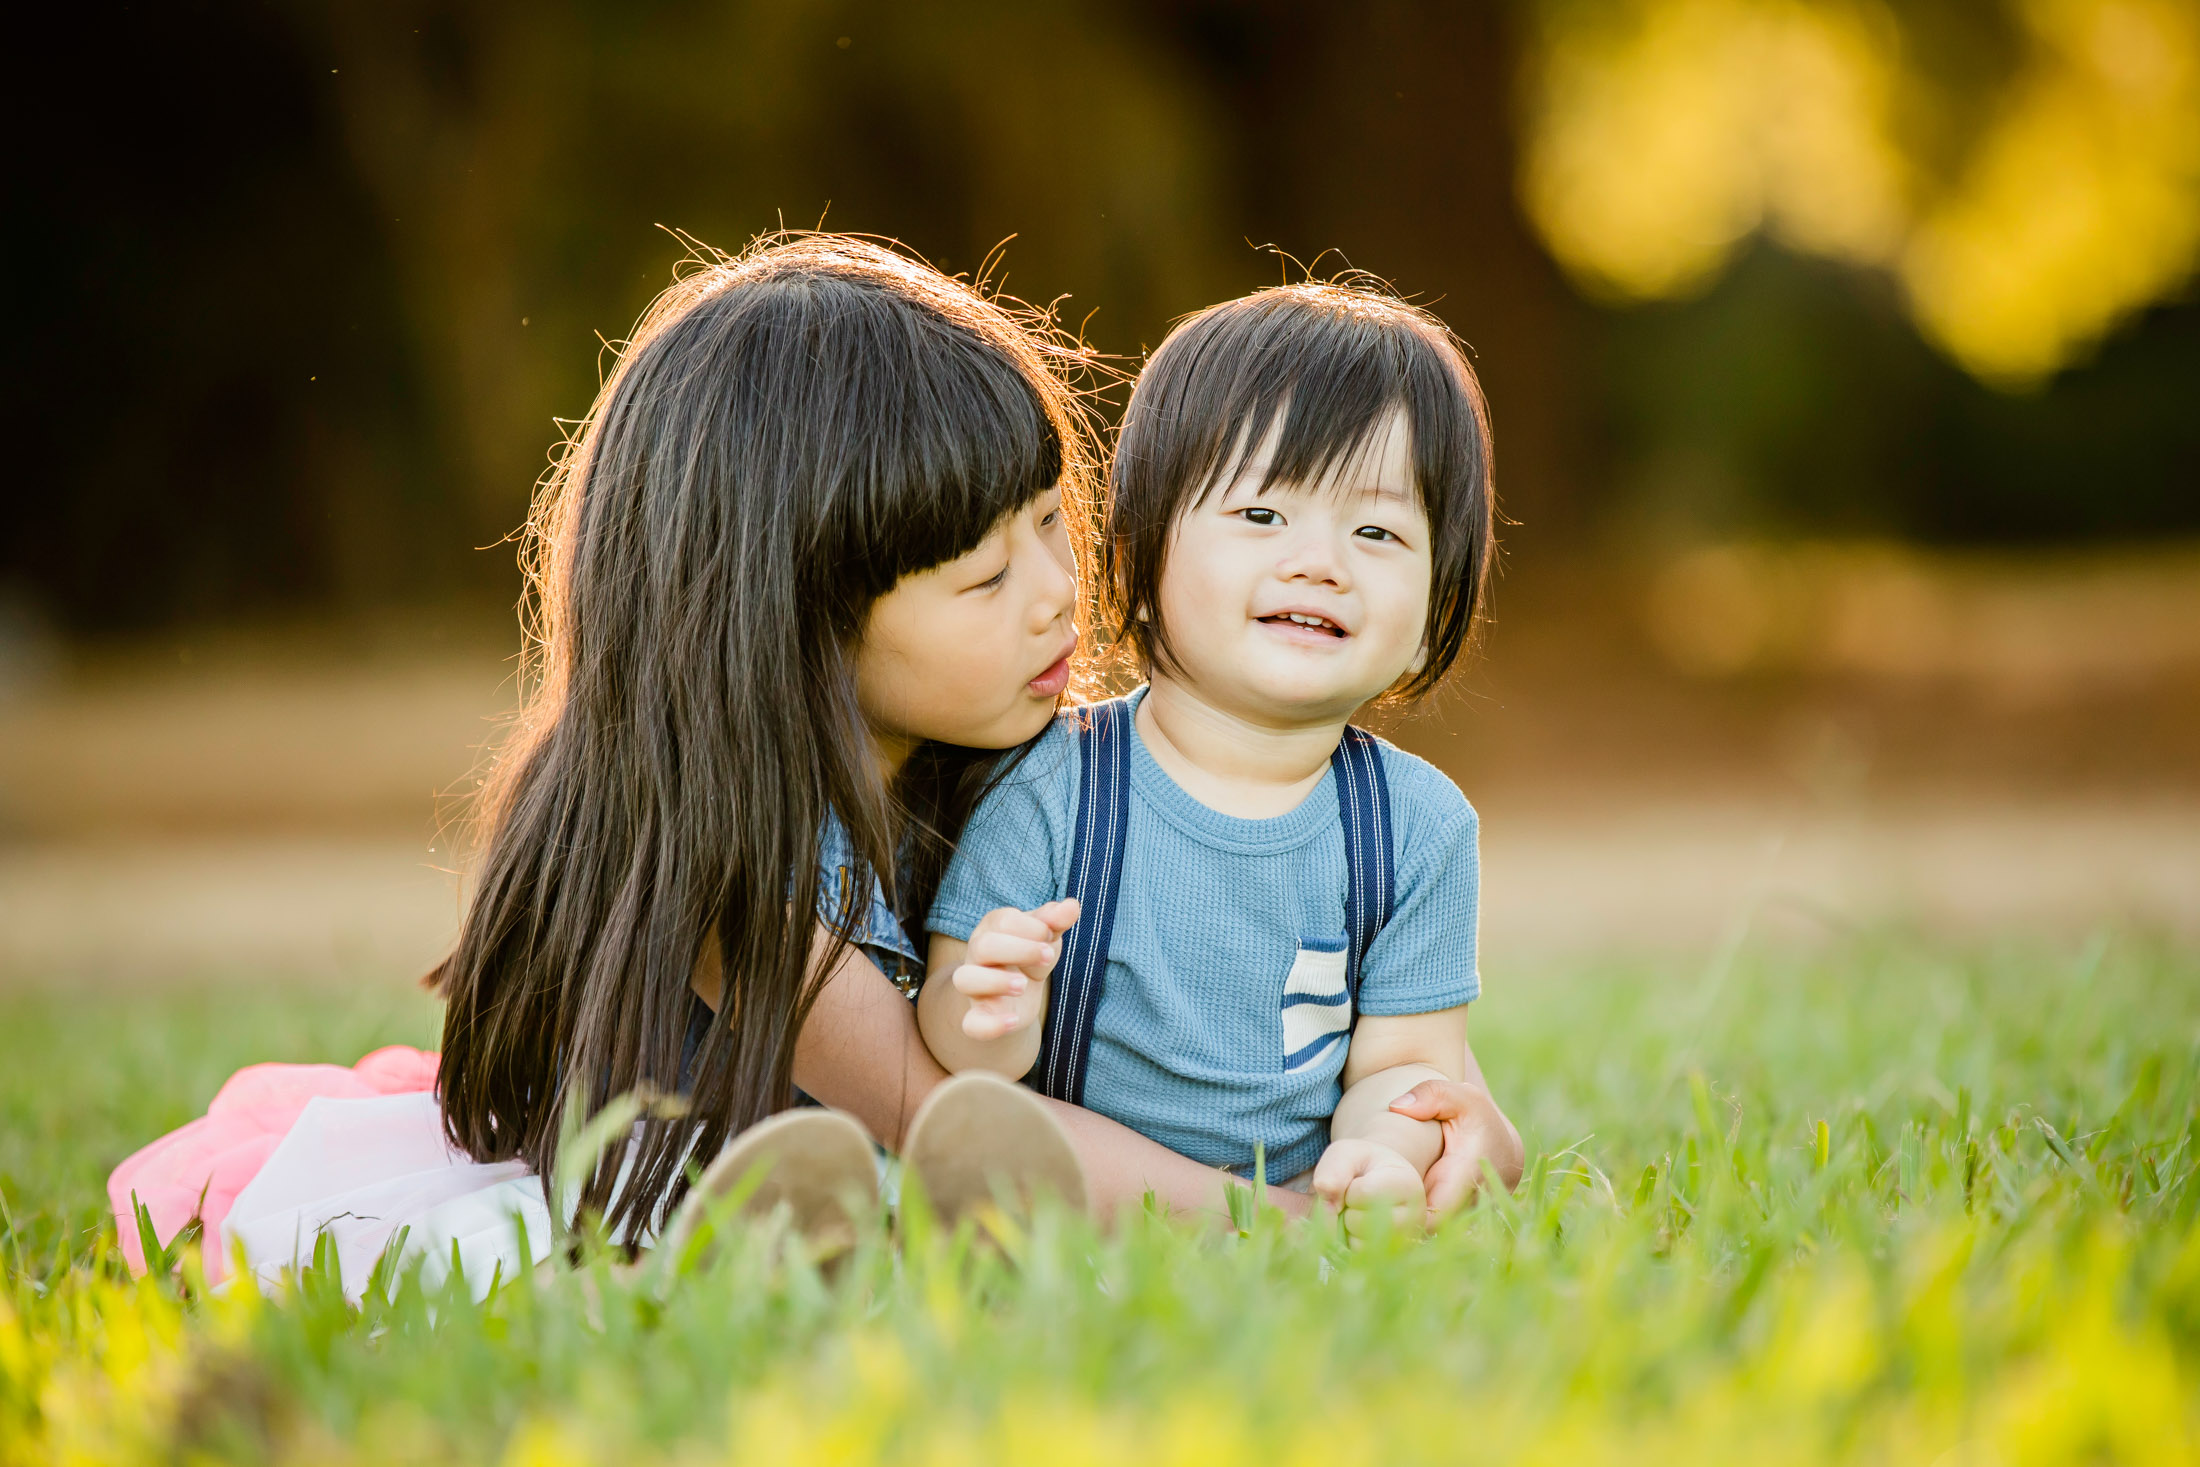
[1105,282,1493,700]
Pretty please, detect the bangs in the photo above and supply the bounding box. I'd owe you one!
[850,314,1065,588]
[1170,292,1475,523]
[619,236,1083,629]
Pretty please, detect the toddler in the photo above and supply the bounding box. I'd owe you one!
[918,283,1493,1230]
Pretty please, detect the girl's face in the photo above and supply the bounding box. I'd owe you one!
[854,488,1079,767]
[1153,406,1432,725]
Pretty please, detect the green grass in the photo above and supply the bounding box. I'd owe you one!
[4,932,2198,1464]
[0,979,442,1270]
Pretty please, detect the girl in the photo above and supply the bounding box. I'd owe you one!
[115,233,1111,1284]
[919,282,1522,1234]
[424,230,1105,1244]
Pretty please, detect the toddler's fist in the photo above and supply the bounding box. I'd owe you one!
[1311,1138,1427,1242]
[954,899,1079,1041]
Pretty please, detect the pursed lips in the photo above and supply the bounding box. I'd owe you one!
[1026,634,1079,695]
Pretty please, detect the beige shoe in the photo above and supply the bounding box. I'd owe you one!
[661,1107,879,1265]
[901,1073,1088,1232]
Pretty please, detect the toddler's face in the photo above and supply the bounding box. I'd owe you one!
[854,488,1080,765]
[1154,406,1431,724]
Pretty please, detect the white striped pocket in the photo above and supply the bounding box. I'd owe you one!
[1280,938,1351,1073]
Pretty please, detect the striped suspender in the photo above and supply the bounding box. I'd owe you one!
[1030,699,1133,1104]
[1330,725,1397,1006]
[1025,702,1396,1105]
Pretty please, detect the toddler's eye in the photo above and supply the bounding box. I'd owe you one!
[1038,509,1058,529]
[1354,525,1399,543]
[1239,507,1284,527]
[972,566,1009,592]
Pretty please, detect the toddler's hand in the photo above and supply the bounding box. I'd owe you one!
[1311,1138,1427,1242]
[954,899,1079,1041]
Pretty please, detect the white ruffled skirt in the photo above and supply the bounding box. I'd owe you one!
[219,1091,554,1301]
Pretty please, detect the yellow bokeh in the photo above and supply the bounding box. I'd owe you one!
[1903,0,2200,387]
[1519,0,1908,300]
[1519,0,2200,387]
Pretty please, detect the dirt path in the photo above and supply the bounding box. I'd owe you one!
[5,798,2192,989]
[4,575,2194,988]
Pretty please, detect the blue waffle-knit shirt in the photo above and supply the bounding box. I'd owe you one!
[928,689,1481,1180]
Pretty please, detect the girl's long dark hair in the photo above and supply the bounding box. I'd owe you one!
[431,234,1093,1238]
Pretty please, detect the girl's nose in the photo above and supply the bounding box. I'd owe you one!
[1029,540,1077,629]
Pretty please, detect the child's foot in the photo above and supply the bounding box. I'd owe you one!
[661,1107,879,1265]
[901,1073,1088,1233]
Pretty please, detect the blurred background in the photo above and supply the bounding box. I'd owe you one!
[3,0,2196,988]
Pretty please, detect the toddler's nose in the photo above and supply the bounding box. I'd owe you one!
[1277,535,1349,589]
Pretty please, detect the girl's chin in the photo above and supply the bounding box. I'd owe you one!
[984,705,1057,751]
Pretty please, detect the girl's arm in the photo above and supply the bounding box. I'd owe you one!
[694,919,951,1152]
[1386,1030,1526,1216]
[1038,1094,1314,1224]
[788,929,950,1152]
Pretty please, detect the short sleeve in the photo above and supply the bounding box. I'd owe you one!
[814,813,919,963]
[1353,754,1481,1017]
[926,721,1080,948]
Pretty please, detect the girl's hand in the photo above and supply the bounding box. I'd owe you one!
[1388,1078,1526,1223]
[1310,1137,1427,1241]
[953,899,1079,1040]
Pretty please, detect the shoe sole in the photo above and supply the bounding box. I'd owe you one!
[661,1107,879,1263]
[901,1073,1088,1231]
